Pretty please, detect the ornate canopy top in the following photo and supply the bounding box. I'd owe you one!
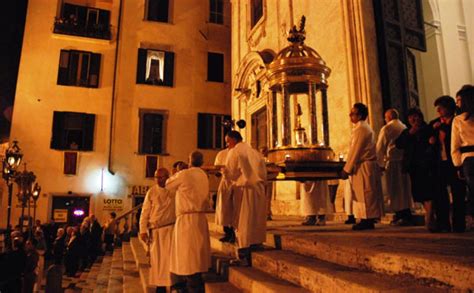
[267,16,331,93]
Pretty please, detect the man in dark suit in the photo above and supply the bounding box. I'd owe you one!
[430,95,466,232]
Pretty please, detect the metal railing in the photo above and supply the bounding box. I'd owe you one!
[53,17,112,40]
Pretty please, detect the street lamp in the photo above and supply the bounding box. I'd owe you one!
[32,183,41,225]
[14,165,37,236]
[2,141,23,232]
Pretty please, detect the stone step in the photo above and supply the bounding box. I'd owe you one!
[270,230,474,290]
[122,242,144,293]
[130,237,155,293]
[95,252,113,292]
[107,248,124,293]
[229,266,310,293]
[209,231,236,257]
[77,257,103,290]
[252,250,449,292]
[205,282,242,293]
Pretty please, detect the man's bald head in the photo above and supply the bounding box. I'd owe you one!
[384,108,399,123]
[154,168,170,187]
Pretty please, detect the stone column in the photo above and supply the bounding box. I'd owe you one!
[308,82,318,145]
[281,84,291,146]
[321,88,330,146]
[267,91,279,149]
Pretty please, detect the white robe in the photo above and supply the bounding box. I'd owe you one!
[344,121,384,219]
[166,167,211,276]
[343,179,354,215]
[224,142,267,249]
[376,119,412,212]
[139,185,175,286]
[300,181,329,216]
[214,149,234,227]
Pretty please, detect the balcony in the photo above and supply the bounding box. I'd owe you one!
[53,17,112,40]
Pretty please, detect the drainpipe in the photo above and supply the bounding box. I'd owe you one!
[108,0,124,175]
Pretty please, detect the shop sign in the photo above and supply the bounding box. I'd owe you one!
[128,185,150,196]
[103,198,124,211]
[53,209,68,223]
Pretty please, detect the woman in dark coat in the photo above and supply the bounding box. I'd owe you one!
[396,107,438,231]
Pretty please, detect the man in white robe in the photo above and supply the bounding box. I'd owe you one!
[166,151,211,292]
[301,181,330,226]
[341,103,384,230]
[376,108,413,225]
[223,131,267,266]
[139,168,175,293]
[214,148,236,243]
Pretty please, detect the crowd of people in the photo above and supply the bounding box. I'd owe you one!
[336,84,474,232]
[0,212,129,292]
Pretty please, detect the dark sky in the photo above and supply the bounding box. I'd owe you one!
[0,0,28,142]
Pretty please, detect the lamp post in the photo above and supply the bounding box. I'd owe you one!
[32,183,41,225]
[14,165,37,236]
[2,141,23,232]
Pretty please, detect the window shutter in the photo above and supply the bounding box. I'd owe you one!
[89,53,101,87]
[215,115,223,149]
[76,5,87,27]
[197,113,213,149]
[51,111,66,150]
[147,0,169,22]
[98,9,110,26]
[146,156,158,178]
[68,51,80,86]
[58,50,70,85]
[82,113,95,151]
[163,51,174,87]
[136,48,147,84]
[208,52,224,82]
[79,53,91,87]
[142,113,163,154]
[158,0,169,22]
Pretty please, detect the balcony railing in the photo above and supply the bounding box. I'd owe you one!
[53,17,112,40]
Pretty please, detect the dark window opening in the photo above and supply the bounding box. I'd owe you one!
[207,52,224,82]
[209,0,224,24]
[139,111,166,154]
[197,113,231,149]
[146,0,169,22]
[58,49,101,88]
[51,111,95,151]
[137,48,175,87]
[54,3,111,40]
[251,0,263,28]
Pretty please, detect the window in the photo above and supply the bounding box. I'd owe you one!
[250,0,263,28]
[139,110,167,154]
[51,111,95,151]
[207,52,224,82]
[146,0,169,22]
[209,0,224,24]
[197,113,231,149]
[54,3,111,40]
[57,50,101,88]
[137,48,175,87]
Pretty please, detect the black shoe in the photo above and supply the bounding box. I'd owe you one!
[352,220,375,231]
[302,215,317,226]
[345,215,356,224]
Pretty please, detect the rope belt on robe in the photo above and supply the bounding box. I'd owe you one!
[176,210,214,217]
[146,221,176,263]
